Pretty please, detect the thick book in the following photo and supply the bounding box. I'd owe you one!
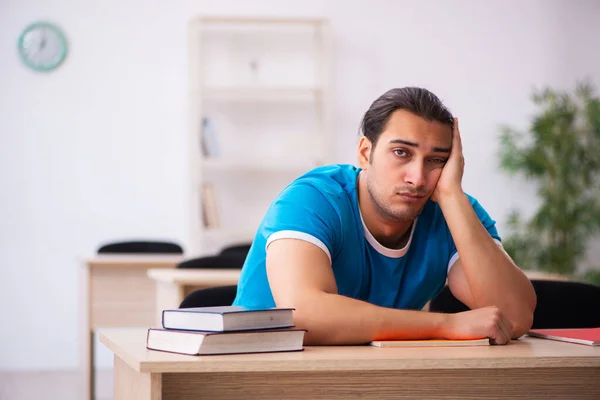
[370,338,491,348]
[162,306,295,332]
[146,328,306,355]
[527,328,600,346]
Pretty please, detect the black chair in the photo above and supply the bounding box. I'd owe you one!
[429,285,470,314]
[220,243,251,257]
[97,240,183,254]
[176,244,249,307]
[179,285,238,308]
[528,279,600,328]
[429,279,600,329]
[176,243,250,269]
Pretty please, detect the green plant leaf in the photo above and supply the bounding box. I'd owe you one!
[497,81,600,275]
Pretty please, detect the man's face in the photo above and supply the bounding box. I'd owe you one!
[358,109,452,221]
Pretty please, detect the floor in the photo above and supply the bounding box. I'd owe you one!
[0,369,113,400]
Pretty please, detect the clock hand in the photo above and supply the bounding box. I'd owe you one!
[39,28,47,51]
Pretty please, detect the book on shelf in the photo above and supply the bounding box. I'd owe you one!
[146,327,306,356]
[201,183,220,229]
[527,328,600,346]
[370,338,491,348]
[162,305,295,332]
[201,117,220,157]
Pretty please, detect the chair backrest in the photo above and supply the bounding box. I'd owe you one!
[219,243,251,257]
[429,279,600,329]
[179,285,238,308]
[176,253,247,269]
[429,285,469,314]
[176,242,250,269]
[529,279,600,329]
[97,240,183,254]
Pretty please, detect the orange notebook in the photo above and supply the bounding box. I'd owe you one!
[527,328,600,346]
[370,338,490,348]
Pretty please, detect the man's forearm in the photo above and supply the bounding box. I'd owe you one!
[439,192,536,335]
[294,291,447,345]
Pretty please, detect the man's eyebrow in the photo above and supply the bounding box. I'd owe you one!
[389,139,418,147]
[389,139,451,153]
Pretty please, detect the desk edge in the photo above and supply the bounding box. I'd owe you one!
[99,332,142,372]
[135,354,600,374]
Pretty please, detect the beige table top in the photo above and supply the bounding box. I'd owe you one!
[99,328,600,374]
[147,268,241,284]
[82,254,185,267]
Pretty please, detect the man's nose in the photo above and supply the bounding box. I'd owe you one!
[404,161,426,187]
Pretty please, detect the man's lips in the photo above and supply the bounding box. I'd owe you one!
[398,193,425,203]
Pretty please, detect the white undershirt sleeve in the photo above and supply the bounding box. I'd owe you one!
[266,230,332,264]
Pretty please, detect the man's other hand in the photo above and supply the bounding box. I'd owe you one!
[441,306,514,345]
[431,117,464,203]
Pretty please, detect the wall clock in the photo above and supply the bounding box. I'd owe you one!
[18,21,68,72]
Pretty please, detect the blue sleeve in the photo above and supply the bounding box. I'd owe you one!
[261,181,342,259]
[448,193,501,262]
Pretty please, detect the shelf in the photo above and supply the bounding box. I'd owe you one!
[199,86,321,102]
[188,16,332,256]
[201,158,317,173]
[196,16,326,25]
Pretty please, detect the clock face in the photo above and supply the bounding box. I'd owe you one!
[18,22,68,72]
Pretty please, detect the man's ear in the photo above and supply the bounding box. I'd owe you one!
[357,136,372,169]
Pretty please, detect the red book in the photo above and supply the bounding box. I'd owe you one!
[527,328,600,346]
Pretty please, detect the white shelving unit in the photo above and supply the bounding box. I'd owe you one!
[188,16,332,256]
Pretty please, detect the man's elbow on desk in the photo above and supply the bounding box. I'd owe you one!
[504,278,537,339]
[480,293,536,340]
[483,286,536,340]
[509,301,536,339]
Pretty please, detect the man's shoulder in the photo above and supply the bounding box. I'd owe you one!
[263,164,359,228]
[462,192,493,217]
[463,192,480,205]
[286,163,360,196]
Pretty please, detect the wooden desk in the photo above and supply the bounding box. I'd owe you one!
[147,268,241,325]
[100,328,600,399]
[80,255,184,400]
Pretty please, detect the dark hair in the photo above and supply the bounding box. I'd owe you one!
[359,87,454,148]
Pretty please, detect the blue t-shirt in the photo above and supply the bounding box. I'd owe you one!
[233,164,500,311]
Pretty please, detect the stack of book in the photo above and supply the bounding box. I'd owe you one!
[146,306,306,356]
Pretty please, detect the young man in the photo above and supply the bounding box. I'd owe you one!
[232,87,537,345]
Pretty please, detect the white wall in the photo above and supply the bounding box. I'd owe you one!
[1,0,599,370]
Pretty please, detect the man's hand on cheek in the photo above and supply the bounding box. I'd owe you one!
[431,117,464,203]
